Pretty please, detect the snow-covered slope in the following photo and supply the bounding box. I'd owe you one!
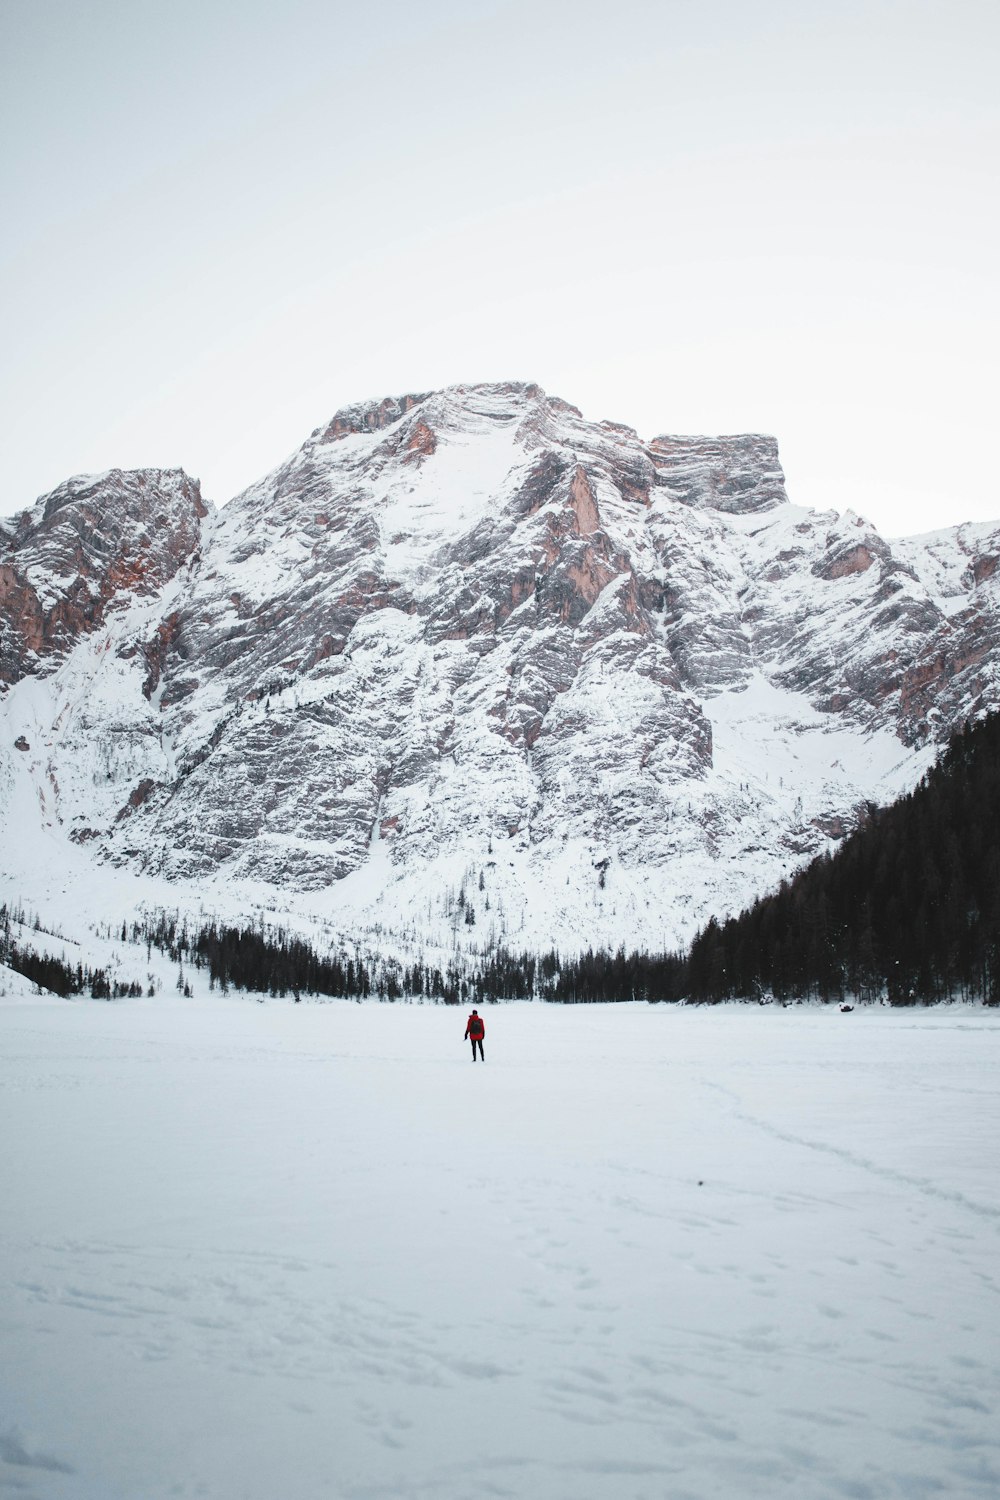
[2,383,999,954]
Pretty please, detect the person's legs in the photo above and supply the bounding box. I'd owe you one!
[470,1039,477,1061]
[476,1038,484,1061]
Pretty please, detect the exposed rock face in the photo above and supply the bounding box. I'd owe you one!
[647,434,787,514]
[0,469,207,687]
[2,383,999,951]
[321,392,431,442]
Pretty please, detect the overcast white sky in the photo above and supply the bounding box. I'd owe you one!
[2,0,997,536]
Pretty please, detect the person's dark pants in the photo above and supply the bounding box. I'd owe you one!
[470,1038,484,1061]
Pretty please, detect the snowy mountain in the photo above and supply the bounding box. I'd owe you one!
[2,382,999,954]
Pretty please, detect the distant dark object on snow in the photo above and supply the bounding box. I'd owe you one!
[840,1004,855,1013]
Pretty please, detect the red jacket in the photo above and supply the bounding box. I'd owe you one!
[465,1012,485,1040]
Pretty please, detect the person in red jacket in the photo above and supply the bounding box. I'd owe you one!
[465,1008,485,1062]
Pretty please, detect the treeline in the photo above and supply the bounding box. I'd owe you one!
[137,912,469,1002]
[542,947,685,1004]
[685,711,1000,1005]
[133,912,681,1005]
[0,904,144,999]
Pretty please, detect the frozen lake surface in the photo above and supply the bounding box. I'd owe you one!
[2,995,999,1499]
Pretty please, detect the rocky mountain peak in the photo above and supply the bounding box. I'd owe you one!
[0,467,207,687]
[315,383,571,453]
[649,433,787,513]
[319,392,432,443]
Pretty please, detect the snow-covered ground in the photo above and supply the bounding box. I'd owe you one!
[2,996,998,1500]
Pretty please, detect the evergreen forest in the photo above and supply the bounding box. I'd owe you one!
[683,709,1000,1004]
[0,905,144,999]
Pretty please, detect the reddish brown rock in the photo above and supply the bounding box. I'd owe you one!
[0,469,207,687]
[117,778,159,819]
[822,544,876,579]
[402,421,437,465]
[569,466,600,536]
[321,393,430,442]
